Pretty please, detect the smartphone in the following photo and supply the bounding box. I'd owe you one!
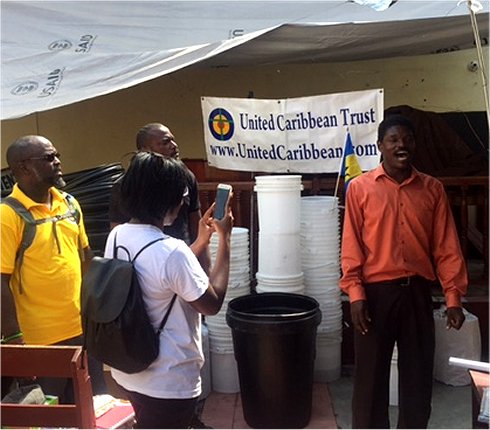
[214,183,233,220]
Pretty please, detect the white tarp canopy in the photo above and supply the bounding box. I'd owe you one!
[1,0,488,120]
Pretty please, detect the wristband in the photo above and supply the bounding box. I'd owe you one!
[1,332,24,344]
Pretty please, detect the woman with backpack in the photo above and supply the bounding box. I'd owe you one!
[104,151,233,429]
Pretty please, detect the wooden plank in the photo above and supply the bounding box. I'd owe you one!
[1,404,77,428]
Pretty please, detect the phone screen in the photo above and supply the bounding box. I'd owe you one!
[214,186,230,220]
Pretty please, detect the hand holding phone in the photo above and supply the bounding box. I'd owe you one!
[214,183,233,220]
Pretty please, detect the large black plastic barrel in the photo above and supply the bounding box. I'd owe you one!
[226,292,321,429]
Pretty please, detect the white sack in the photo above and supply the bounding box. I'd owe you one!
[433,306,481,386]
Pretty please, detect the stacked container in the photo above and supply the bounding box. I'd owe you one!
[300,196,342,382]
[207,227,251,393]
[254,175,305,294]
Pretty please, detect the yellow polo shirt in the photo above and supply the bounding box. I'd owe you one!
[1,184,89,344]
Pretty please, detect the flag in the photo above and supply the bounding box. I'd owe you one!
[340,132,362,192]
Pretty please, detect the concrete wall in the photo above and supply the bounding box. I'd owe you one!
[1,48,488,173]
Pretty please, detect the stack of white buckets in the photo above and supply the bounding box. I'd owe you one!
[300,196,342,382]
[254,176,342,382]
[206,227,251,393]
[254,175,305,293]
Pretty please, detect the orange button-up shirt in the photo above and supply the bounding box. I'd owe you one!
[340,164,467,308]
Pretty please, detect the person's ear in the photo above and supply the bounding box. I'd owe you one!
[11,161,30,177]
[377,141,384,162]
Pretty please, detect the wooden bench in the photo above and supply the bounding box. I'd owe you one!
[1,344,96,428]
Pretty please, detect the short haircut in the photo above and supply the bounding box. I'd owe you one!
[120,151,187,223]
[377,114,415,142]
[6,135,36,167]
[135,123,162,150]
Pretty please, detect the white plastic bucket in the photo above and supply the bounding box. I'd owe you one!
[301,195,339,207]
[256,272,304,284]
[258,232,302,276]
[256,283,305,294]
[199,323,212,400]
[314,335,342,382]
[210,350,240,393]
[301,196,339,221]
[254,175,303,234]
[256,272,305,294]
[255,175,303,188]
[300,196,340,251]
[208,331,234,354]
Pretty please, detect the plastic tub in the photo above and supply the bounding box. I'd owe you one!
[226,292,321,429]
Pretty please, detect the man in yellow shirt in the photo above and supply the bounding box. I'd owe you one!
[1,135,105,401]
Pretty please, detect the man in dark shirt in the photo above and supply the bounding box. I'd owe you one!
[109,123,209,271]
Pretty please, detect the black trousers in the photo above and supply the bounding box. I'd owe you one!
[352,278,435,429]
[123,388,198,429]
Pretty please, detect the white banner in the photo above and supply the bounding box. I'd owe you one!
[202,89,384,173]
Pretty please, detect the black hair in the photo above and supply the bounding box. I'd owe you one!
[120,151,187,223]
[135,123,162,150]
[377,114,415,142]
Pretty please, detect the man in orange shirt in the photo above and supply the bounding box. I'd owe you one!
[340,114,467,429]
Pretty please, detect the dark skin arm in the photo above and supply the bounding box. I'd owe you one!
[1,273,24,344]
[351,300,466,335]
[81,246,94,274]
[350,300,371,335]
[189,206,233,316]
[189,205,214,258]
[446,307,465,330]
[189,209,211,274]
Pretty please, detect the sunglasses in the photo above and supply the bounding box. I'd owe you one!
[23,152,61,162]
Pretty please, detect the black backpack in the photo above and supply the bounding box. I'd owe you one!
[81,234,177,374]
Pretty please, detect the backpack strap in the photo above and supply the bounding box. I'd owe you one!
[157,293,177,335]
[5,194,80,228]
[2,194,82,293]
[2,197,36,293]
[113,232,177,334]
[61,192,83,260]
[112,233,164,262]
[64,193,81,225]
[132,237,166,262]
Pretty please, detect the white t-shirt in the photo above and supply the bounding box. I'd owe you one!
[104,223,208,399]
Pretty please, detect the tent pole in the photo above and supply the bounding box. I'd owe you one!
[466,0,490,129]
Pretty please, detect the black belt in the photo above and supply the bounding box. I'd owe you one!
[364,275,427,287]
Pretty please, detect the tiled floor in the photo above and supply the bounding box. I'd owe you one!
[201,383,337,429]
[327,369,474,429]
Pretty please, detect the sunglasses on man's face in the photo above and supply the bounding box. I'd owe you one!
[23,152,61,162]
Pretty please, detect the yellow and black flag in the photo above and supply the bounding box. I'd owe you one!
[340,132,362,192]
